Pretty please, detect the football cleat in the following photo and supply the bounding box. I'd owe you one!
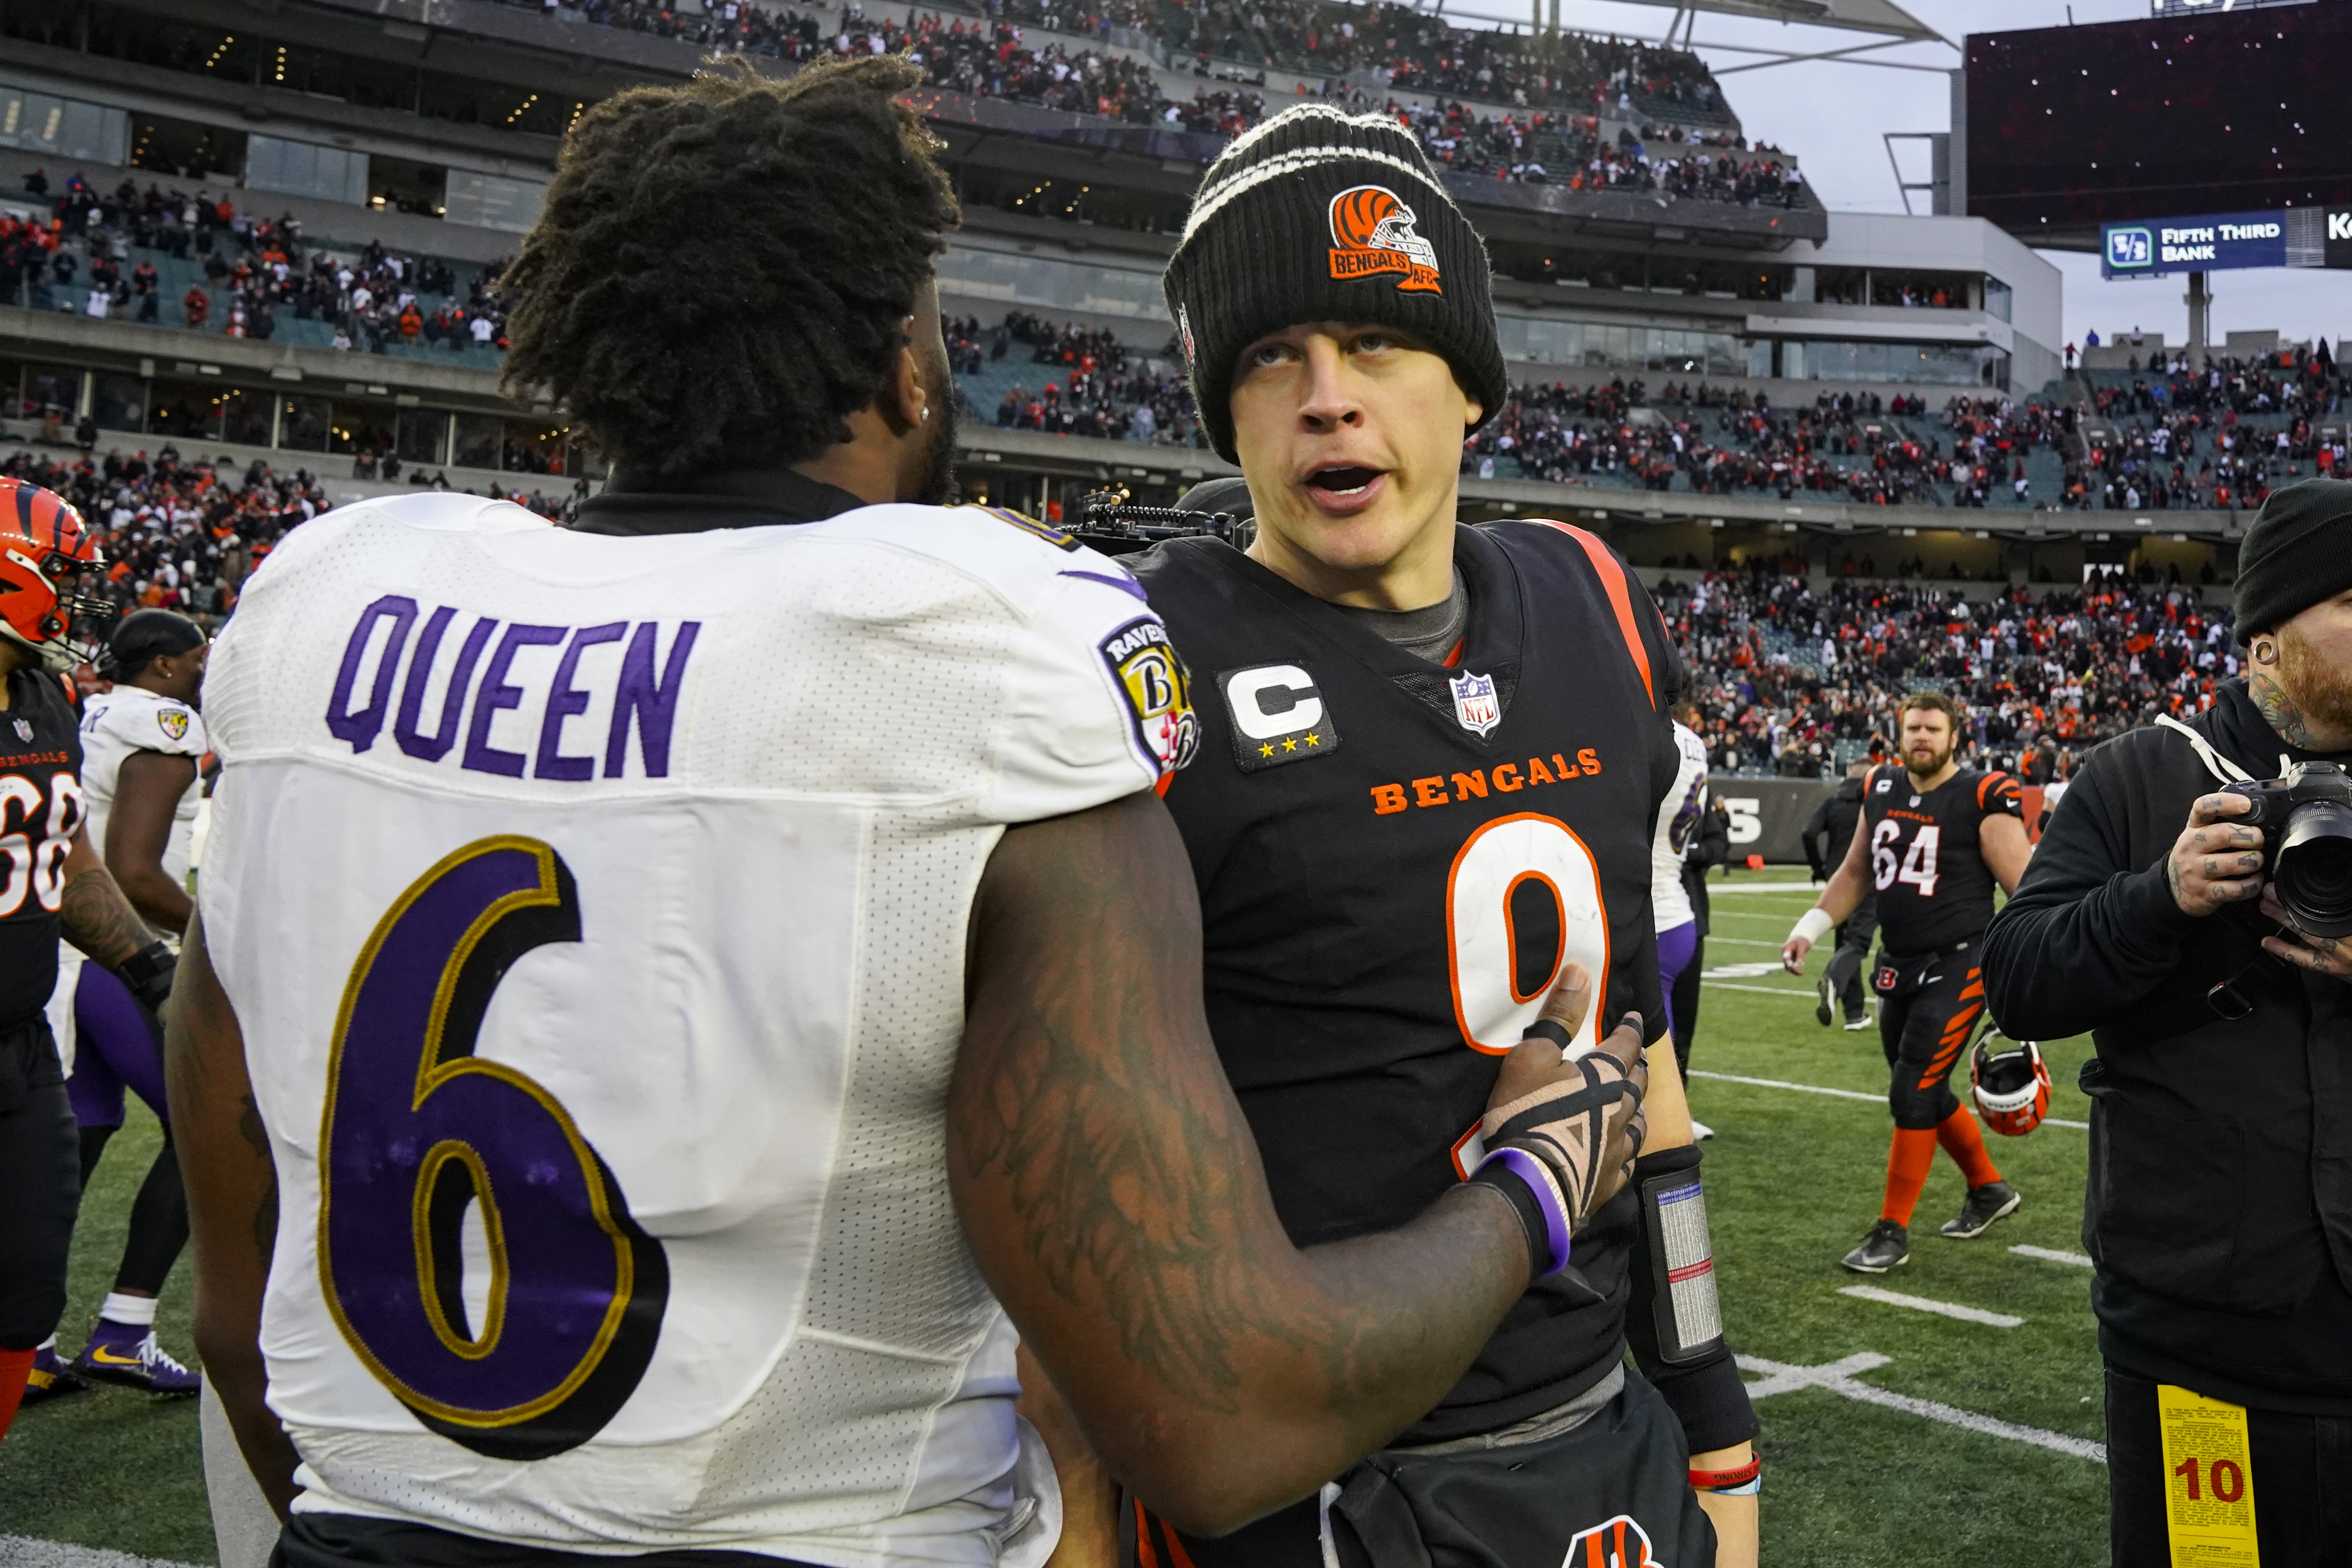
[1971,1031,2051,1136]
[1815,976,1835,1027]
[20,1344,90,1405]
[1691,1118,1715,1141]
[70,1322,201,1396]
[1844,1011,1874,1031]
[1842,1219,1909,1273]
[1940,1180,2022,1240]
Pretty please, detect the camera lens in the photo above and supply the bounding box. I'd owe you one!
[2275,800,2352,940]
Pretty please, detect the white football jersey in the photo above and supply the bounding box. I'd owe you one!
[78,684,208,892]
[1650,721,1709,933]
[199,492,1193,1566]
[43,684,209,1069]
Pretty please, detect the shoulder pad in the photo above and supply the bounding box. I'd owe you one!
[965,504,1081,554]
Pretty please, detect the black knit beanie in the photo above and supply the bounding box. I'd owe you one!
[2233,478,2352,642]
[1163,104,1510,464]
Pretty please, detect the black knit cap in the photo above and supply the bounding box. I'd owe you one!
[1164,104,1510,463]
[102,608,205,680]
[2233,477,2352,642]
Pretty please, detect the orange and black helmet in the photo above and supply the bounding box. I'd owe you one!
[0,477,112,669]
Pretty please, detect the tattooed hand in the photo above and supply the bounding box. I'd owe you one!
[2259,885,2352,983]
[1479,965,1648,1234]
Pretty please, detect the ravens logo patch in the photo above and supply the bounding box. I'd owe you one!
[1099,617,1198,785]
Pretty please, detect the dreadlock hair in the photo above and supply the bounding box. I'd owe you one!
[500,54,958,479]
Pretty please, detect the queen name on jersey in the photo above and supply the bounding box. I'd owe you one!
[197,491,1186,1565]
[1861,763,2025,955]
[1131,517,1679,1439]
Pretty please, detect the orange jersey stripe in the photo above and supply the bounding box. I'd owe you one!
[1531,521,1655,708]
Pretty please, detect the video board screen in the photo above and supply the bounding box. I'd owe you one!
[1963,7,2352,245]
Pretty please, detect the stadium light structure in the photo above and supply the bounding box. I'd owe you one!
[1455,0,1943,44]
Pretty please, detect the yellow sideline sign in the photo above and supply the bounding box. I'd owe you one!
[2158,1384,2259,1568]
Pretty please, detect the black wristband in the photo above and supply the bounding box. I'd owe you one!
[117,941,177,1012]
[1466,1160,1552,1282]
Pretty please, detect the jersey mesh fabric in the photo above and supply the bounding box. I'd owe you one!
[198,494,1157,1566]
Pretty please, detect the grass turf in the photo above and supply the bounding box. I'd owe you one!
[0,868,2107,1566]
[0,1105,214,1562]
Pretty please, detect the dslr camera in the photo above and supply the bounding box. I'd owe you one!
[2224,760,2352,938]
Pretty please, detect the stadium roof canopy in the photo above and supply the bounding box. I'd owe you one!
[1654,0,1941,41]
[1454,0,1946,45]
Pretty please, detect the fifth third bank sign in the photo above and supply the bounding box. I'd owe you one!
[2101,207,2352,279]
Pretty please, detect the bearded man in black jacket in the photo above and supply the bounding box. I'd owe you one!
[1982,479,2352,1568]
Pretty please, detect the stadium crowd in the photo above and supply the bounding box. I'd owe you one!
[1663,562,2239,778]
[6,172,509,357]
[0,446,569,634]
[522,0,1797,201]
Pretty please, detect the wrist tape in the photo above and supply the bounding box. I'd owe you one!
[1789,907,1835,947]
[1469,1147,1572,1279]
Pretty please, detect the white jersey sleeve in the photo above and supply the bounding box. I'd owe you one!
[76,685,209,896]
[1650,720,1708,933]
[194,494,1185,1568]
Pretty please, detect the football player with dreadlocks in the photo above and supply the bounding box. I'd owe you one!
[0,476,181,1443]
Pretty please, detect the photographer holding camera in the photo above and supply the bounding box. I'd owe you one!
[1982,479,2352,1567]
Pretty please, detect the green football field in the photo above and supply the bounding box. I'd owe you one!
[0,868,2109,1567]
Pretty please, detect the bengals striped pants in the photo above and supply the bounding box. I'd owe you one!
[1875,942,1985,1130]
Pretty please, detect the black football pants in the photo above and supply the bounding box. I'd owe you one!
[0,1019,83,1351]
[1670,932,1703,1080]
[1876,942,1984,1131]
[2105,1365,2352,1567]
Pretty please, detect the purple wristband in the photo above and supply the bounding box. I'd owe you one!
[1482,1146,1573,1277]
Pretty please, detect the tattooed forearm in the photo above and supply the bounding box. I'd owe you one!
[61,864,150,967]
[956,831,1323,1412]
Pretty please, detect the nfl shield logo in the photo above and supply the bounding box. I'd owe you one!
[1449,669,1501,737]
[11,719,30,743]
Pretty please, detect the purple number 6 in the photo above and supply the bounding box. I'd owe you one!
[319,836,667,1460]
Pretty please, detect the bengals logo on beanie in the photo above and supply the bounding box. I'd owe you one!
[1327,185,1441,294]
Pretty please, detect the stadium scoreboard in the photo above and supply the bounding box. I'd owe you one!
[1963,5,2352,247]
[2100,207,2352,278]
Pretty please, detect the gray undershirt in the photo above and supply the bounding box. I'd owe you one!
[1329,567,1470,663]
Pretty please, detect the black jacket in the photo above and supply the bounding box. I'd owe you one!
[1800,776,1864,882]
[1682,797,1729,938]
[1982,681,2352,1413]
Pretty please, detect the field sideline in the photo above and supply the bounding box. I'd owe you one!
[0,868,2109,1567]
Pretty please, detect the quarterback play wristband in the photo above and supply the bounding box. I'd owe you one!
[1475,1147,1573,1278]
[1789,907,1835,947]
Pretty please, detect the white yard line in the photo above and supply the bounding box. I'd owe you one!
[1702,982,1824,997]
[1685,1068,2088,1131]
[2011,1245,2096,1268]
[0,1539,206,1568]
[1839,1285,2024,1328]
[1739,1353,2107,1463]
[1689,1068,1880,1103]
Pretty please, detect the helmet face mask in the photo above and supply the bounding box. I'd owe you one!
[0,479,109,671]
[1970,1029,2051,1137]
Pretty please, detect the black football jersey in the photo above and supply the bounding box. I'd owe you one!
[0,663,85,1027]
[1131,519,1680,1441]
[1859,762,2023,957]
